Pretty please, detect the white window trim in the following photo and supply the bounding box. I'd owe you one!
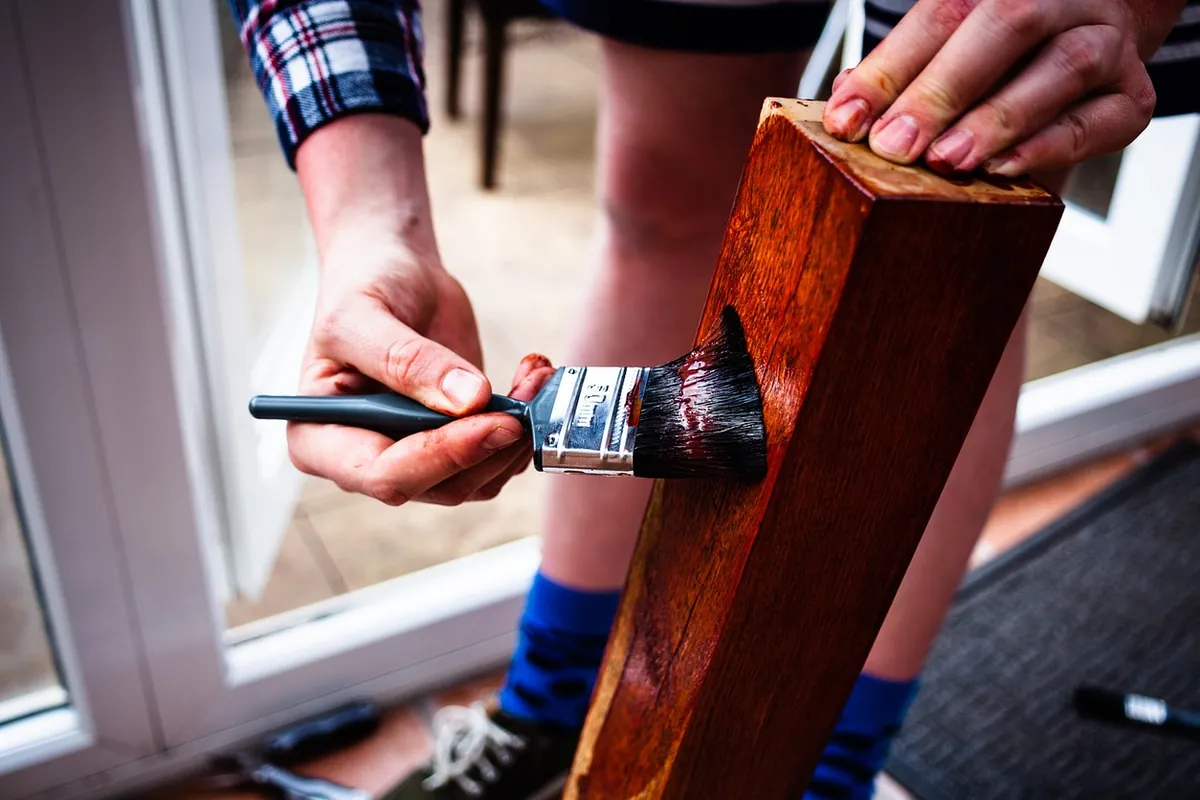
[0,4,160,793]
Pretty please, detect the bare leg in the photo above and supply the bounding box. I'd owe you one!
[539,41,808,589]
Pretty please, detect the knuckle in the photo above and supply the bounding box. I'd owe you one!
[311,306,346,351]
[365,476,410,506]
[1055,30,1106,85]
[981,95,1022,137]
[929,0,979,33]
[915,79,962,118]
[1130,72,1157,122]
[991,0,1046,39]
[383,337,432,390]
[1060,110,1090,157]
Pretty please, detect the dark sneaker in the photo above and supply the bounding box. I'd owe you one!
[382,702,580,800]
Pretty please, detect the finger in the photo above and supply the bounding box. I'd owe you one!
[925,25,1125,174]
[416,361,557,503]
[508,353,554,394]
[471,445,535,501]
[422,443,532,505]
[357,413,527,505]
[314,297,491,415]
[287,421,394,494]
[831,68,853,95]
[824,0,983,141]
[510,363,558,402]
[866,0,1119,164]
[982,76,1155,176]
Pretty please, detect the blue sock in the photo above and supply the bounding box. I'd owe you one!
[805,673,919,800]
[498,572,620,729]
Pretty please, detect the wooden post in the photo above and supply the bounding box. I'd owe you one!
[565,99,1063,799]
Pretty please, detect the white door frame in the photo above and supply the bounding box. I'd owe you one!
[0,3,158,793]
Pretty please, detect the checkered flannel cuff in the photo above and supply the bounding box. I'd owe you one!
[235,0,429,167]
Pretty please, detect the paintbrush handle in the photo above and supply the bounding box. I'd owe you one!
[248,393,529,440]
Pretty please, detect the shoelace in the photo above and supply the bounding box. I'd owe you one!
[423,703,528,797]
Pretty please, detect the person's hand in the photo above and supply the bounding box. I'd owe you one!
[823,0,1185,176]
[289,114,556,506]
[293,238,555,506]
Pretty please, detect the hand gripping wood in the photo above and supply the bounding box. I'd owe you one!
[564,99,1063,800]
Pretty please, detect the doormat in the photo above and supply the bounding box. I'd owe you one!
[885,438,1200,800]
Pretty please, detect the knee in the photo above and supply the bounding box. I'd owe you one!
[599,140,743,265]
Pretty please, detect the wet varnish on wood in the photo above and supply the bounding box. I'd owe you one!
[564,99,1064,799]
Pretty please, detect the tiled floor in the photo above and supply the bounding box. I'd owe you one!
[146,429,1199,799]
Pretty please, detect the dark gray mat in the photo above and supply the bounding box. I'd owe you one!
[886,439,1200,800]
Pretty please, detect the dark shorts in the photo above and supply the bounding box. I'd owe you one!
[539,0,1200,118]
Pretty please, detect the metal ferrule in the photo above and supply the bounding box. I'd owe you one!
[532,366,647,476]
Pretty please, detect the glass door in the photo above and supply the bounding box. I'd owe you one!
[0,7,158,789]
[82,0,543,754]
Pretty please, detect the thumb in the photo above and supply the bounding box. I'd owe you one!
[318,299,491,415]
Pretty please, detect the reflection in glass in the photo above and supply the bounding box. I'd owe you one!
[1062,150,1124,219]
[0,424,65,722]
[216,0,317,349]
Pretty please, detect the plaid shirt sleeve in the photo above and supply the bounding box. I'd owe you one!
[227,0,429,168]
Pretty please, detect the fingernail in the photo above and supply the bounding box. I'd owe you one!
[826,98,872,141]
[872,114,920,162]
[483,426,521,451]
[927,129,974,172]
[442,368,484,409]
[983,154,1025,178]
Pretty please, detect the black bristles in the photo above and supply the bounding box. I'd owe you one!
[633,306,768,480]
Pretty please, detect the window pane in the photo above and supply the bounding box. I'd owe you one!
[1026,276,1200,381]
[218,0,595,629]
[0,424,65,722]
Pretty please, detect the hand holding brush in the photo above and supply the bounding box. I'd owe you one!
[252,307,768,482]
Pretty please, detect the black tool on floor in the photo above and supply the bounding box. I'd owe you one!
[1073,684,1200,743]
[206,699,381,799]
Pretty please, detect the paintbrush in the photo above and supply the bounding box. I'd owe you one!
[249,306,767,480]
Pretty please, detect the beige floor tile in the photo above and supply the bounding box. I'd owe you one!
[308,470,542,591]
[225,517,342,629]
[0,453,59,708]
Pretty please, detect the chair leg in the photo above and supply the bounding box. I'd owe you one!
[445,0,466,119]
[481,13,506,190]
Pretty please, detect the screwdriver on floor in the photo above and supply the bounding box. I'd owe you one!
[206,699,381,799]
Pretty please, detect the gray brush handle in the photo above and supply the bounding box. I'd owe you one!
[248,393,529,440]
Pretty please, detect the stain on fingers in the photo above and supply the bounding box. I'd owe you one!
[925,24,1128,174]
[824,0,984,141]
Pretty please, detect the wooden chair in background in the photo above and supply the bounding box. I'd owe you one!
[444,0,556,189]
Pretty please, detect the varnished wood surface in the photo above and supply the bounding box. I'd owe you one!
[565,99,1063,799]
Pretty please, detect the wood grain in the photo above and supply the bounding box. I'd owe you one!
[564,99,1063,799]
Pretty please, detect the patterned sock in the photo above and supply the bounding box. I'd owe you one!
[805,673,919,800]
[498,572,620,729]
